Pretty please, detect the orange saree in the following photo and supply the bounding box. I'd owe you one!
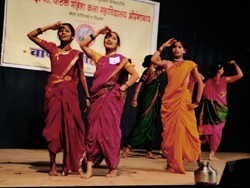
[161,60,201,174]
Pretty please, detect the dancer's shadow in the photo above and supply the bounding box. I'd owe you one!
[126,149,162,158]
[0,161,62,174]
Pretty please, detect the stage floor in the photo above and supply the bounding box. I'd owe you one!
[0,149,250,186]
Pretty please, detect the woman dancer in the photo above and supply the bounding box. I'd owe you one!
[151,38,203,174]
[122,55,165,159]
[27,21,90,176]
[198,60,243,161]
[80,26,139,178]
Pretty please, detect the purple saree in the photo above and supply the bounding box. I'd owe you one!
[199,77,229,152]
[86,51,131,169]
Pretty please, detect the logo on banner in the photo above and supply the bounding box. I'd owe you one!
[75,24,95,46]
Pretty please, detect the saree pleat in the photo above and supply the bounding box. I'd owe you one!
[86,83,123,169]
[128,78,160,149]
[43,75,86,172]
[161,60,201,174]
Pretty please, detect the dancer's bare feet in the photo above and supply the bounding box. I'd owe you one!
[49,163,58,176]
[209,150,220,161]
[159,149,166,158]
[81,171,92,179]
[61,171,69,176]
[197,160,202,167]
[197,154,202,166]
[122,147,129,158]
[49,151,58,176]
[105,169,117,178]
[49,170,58,176]
[208,155,220,161]
[81,161,93,179]
[166,164,176,173]
[146,151,157,159]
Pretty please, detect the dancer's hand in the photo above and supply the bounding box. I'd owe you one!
[116,89,126,101]
[84,106,90,113]
[162,38,177,48]
[98,26,112,35]
[157,38,176,53]
[187,102,199,110]
[50,21,62,30]
[117,83,127,101]
[131,100,137,108]
[84,99,91,113]
[228,60,236,66]
[86,99,90,107]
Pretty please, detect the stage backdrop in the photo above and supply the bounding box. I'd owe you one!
[1,0,159,76]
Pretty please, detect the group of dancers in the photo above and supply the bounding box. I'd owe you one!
[27,22,243,178]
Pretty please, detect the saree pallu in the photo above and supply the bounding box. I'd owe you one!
[42,45,86,172]
[161,60,201,174]
[198,78,228,152]
[127,77,160,150]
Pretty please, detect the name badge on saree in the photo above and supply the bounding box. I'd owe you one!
[109,56,120,65]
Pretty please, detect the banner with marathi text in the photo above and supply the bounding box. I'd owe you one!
[1,0,159,76]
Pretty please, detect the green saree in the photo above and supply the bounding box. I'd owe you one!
[128,69,162,150]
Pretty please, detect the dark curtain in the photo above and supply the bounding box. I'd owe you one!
[151,0,250,152]
[1,0,250,152]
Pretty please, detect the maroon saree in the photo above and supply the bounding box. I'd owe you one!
[40,40,86,172]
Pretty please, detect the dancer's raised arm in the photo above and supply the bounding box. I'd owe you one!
[225,60,243,83]
[79,26,111,58]
[151,38,176,67]
[27,21,61,46]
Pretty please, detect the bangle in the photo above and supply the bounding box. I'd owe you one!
[90,34,95,40]
[158,48,162,53]
[132,99,137,101]
[119,88,125,92]
[194,100,200,105]
[36,28,43,35]
[124,83,129,88]
[85,96,90,100]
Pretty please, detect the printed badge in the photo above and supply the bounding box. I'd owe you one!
[109,56,120,65]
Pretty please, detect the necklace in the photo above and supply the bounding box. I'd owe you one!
[59,46,72,51]
[57,46,72,60]
[173,58,183,61]
[173,60,184,67]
